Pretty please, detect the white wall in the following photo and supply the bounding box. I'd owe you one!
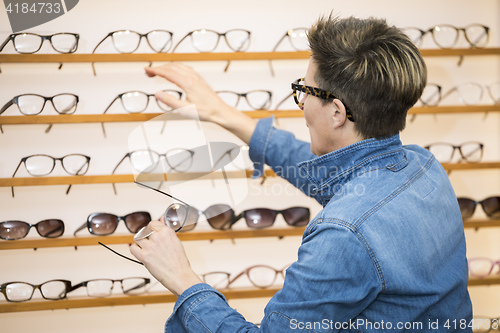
[0,0,499,332]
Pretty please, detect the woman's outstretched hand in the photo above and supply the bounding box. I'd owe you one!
[145,63,257,143]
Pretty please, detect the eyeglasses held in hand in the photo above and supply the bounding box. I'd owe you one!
[0,32,79,54]
[73,211,152,236]
[202,264,290,289]
[98,181,191,265]
[0,279,72,302]
[402,24,489,49]
[0,93,79,134]
[216,90,272,110]
[0,219,65,240]
[11,154,91,197]
[91,29,174,75]
[165,204,310,232]
[468,257,500,279]
[269,28,308,76]
[291,78,355,122]
[172,29,251,72]
[100,90,182,136]
[457,196,500,220]
[69,277,151,297]
[424,142,483,164]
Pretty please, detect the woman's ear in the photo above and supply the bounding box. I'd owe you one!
[331,99,348,128]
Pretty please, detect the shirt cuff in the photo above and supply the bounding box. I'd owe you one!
[248,116,275,178]
[165,283,228,332]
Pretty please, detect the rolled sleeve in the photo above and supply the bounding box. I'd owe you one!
[165,283,258,333]
[248,116,275,178]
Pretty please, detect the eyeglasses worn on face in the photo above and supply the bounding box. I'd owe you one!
[291,78,355,122]
[0,219,65,240]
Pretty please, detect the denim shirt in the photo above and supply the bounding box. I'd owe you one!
[165,117,472,333]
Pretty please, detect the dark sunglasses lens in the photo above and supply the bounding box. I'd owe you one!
[205,204,234,230]
[457,198,476,219]
[177,206,199,232]
[89,214,119,235]
[482,197,500,218]
[0,221,30,240]
[37,219,64,238]
[244,209,276,228]
[124,212,151,233]
[282,207,310,226]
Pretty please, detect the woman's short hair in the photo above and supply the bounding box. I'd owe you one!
[308,14,427,139]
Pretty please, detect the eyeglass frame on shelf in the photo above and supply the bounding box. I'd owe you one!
[11,154,91,197]
[172,28,251,72]
[268,27,309,76]
[0,32,80,54]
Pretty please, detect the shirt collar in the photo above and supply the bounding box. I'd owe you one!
[297,134,405,204]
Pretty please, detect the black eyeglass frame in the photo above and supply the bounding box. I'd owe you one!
[0,93,79,116]
[0,219,65,240]
[11,154,91,197]
[216,90,272,110]
[0,32,79,54]
[0,279,73,302]
[291,78,355,121]
[172,29,251,72]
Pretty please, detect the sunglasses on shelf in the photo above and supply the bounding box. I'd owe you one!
[164,203,310,232]
[0,219,65,240]
[457,196,500,220]
[73,211,152,236]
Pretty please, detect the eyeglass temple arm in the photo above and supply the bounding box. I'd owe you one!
[73,221,88,236]
[134,181,189,206]
[64,158,90,195]
[274,92,293,110]
[171,33,191,53]
[101,95,120,137]
[10,159,25,197]
[0,35,13,53]
[111,153,130,195]
[268,33,287,77]
[227,270,247,287]
[0,99,14,115]
[91,33,113,76]
[98,242,144,265]
[123,279,150,293]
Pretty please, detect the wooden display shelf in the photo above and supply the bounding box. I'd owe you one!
[1,161,498,189]
[0,286,280,313]
[0,278,496,313]
[0,110,304,125]
[0,227,305,250]
[468,277,500,287]
[463,219,500,229]
[0,48,498,64]
[0,169,276,187]
[1,105,498,126]
[0,51,311,63]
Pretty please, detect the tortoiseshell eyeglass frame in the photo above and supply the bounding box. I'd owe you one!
[291,78,355,122]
